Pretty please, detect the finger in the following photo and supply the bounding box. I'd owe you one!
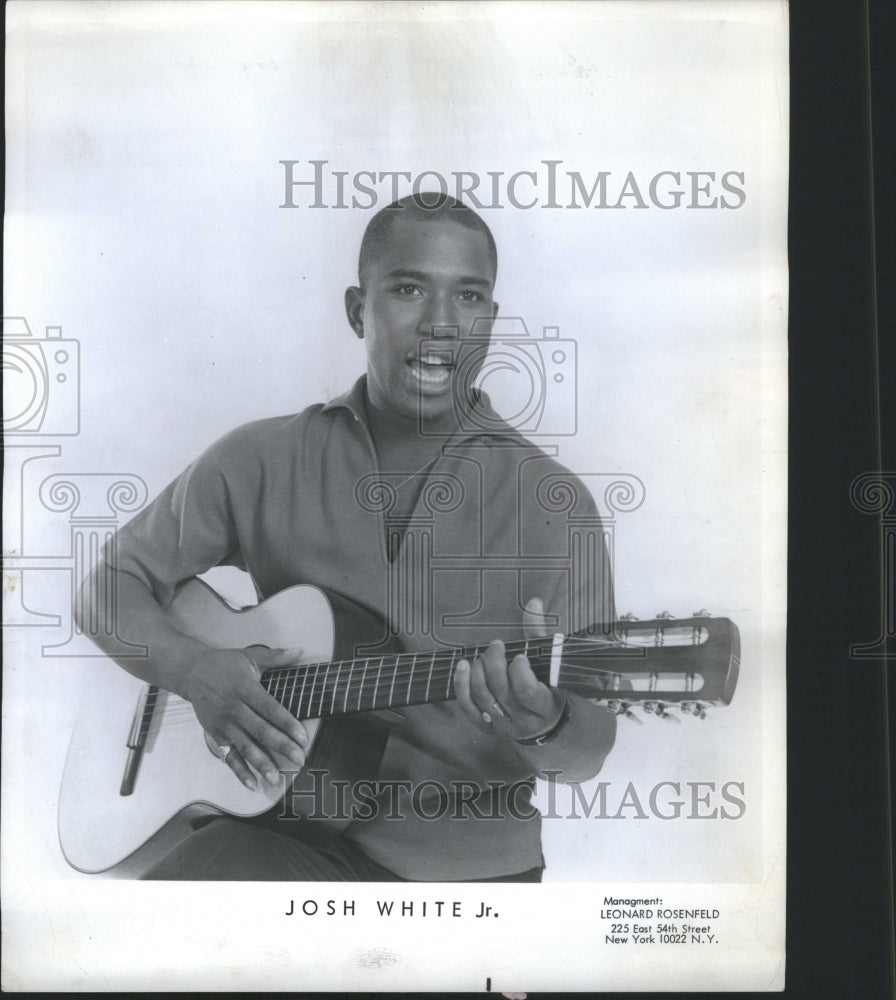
[227,720,299,787]
[235,661,310,751]
[235,693,309,765]
[453,659,486,726]
[523,596,549,639]
[210,736,259,791]
[246,646,305,672]
[508,653,557,714]
[260,646,305,665]
[480,640,512,705]
[469,652,502,716]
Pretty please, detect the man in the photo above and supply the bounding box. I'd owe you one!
[79,194,617,881]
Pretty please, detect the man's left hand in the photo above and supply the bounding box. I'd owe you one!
[454,596,565,741]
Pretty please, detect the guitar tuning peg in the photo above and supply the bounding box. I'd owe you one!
[655,610,675,620]
[692,608,711,618]
[655,703,682,723]
[607,699,643,724]
[693,702,708,720]
[619,612,639,621]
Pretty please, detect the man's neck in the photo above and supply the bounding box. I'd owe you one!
[363,390,459,473]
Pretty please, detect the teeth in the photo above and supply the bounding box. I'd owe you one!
[409,359,450,385]
[423,355,445,365]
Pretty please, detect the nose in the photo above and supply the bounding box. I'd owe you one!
[418,289,460,338]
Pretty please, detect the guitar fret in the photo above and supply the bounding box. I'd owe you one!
[318,662,331,717]
[388,656,398,708]
[406,653,417,706]
[425,650,435,703]
[307,663,326,718]
[331,660,342,716]
[357,658,369,712]
[344,658,354,715]
[286,665,298,716]
[372,657,384,710]
[297,663,311,719]
[446,649,457,698]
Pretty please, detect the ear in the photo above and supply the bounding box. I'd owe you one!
[344,286,365,339]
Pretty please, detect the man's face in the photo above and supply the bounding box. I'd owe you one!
[345,217,498,423]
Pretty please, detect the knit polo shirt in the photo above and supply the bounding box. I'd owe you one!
[109,376,612,879]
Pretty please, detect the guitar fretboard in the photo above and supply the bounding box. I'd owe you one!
[261,638,548,721]
[257,617,734,720]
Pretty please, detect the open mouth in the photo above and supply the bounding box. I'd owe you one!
[407,350,455,387]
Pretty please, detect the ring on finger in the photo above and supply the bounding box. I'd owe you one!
[216,743,233,762]
[482,700,511,725]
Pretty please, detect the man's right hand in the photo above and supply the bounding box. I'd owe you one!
[182,646,309,790]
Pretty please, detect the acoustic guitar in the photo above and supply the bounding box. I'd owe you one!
[58,578,739,875]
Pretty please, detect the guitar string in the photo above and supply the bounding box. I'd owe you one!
[132,625,714,727]
[147,625,712,727]
[152,657,706,730]
[149,633,710,727]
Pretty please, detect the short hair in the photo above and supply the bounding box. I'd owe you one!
[358,193,498,288]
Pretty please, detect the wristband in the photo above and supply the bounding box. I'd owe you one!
[515,699,570,747]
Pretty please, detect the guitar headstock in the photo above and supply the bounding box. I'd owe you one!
[543,611,740,723]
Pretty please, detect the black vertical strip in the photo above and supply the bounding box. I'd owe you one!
[788,2,894,997]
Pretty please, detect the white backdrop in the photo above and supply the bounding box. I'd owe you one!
[4,1,787,991]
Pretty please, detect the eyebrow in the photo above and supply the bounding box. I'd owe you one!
[385,268,492,288]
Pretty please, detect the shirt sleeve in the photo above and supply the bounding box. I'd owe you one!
[518,456,616,640]
[514,461,620,783]
[104,430,246,609]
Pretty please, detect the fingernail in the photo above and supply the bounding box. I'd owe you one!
[289,749,303,764]
[265,770,278,784]
[244,776,257,790]
[457,659,469,671]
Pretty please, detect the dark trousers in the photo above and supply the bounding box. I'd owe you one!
[140,818,543,882]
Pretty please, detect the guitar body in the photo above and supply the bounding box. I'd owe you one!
[58,582,396,876]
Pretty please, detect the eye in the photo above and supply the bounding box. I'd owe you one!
[394,284,422,297]
[458,289,484,303]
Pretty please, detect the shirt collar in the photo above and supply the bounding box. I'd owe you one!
[321,374,368,422]
[321,373,524,445]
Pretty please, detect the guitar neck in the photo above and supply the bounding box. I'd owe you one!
[262,637,541,722]
[260,616,739,720]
